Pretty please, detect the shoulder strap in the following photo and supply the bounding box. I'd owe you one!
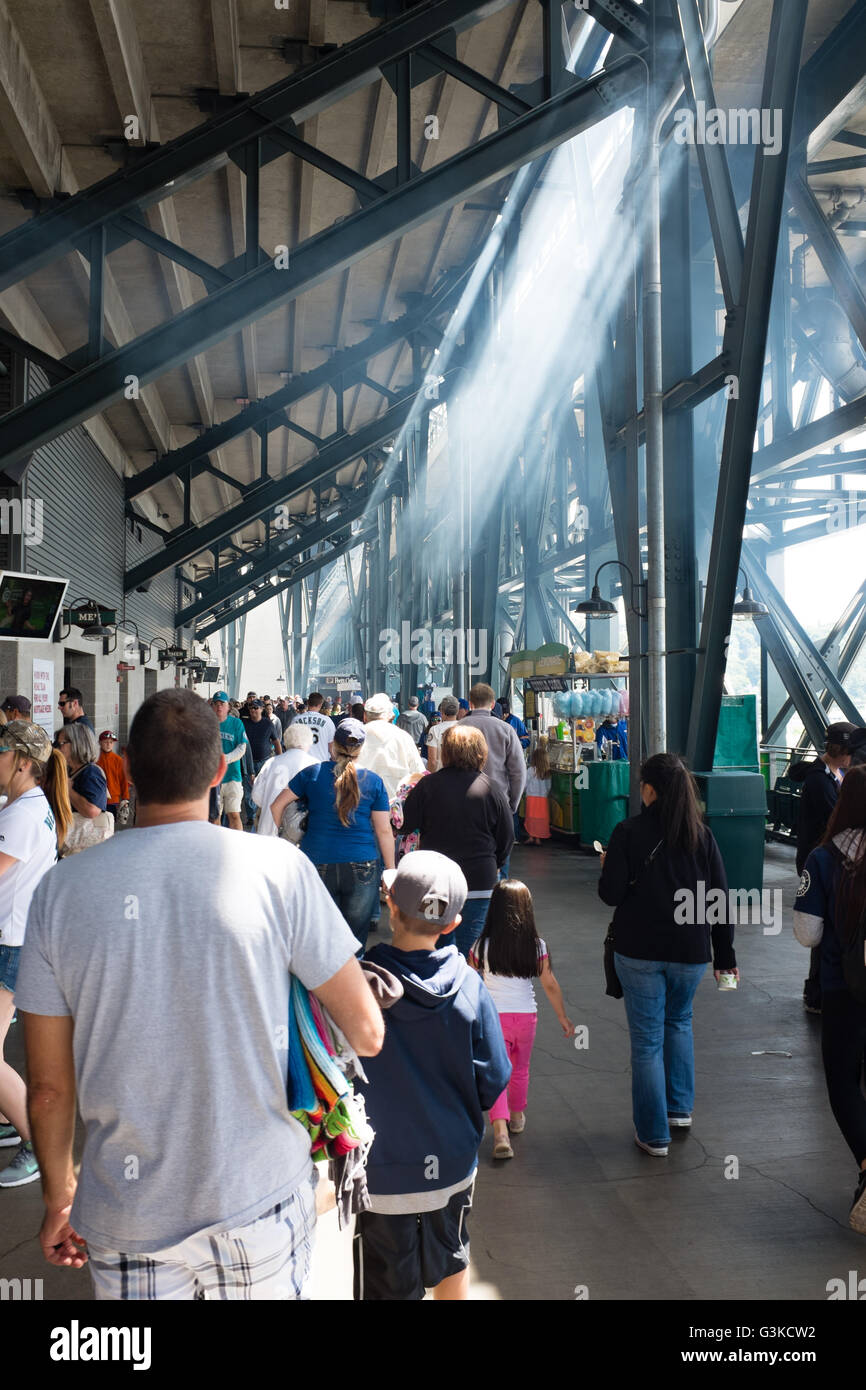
[628,837,664,888]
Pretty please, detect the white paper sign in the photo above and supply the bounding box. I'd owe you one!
[32,658,54,736]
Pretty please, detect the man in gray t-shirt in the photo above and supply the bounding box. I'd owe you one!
[16,688,384,1300]
[396,696,428,748]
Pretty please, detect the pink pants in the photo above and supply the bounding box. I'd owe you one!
[489,1012,538,1121]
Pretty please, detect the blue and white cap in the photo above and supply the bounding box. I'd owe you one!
[333,717,366,747]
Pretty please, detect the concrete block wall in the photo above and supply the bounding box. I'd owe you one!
[5,632,180,745]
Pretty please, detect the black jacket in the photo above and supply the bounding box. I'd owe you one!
[598,802,735,969]
[790,758,840,875]
[401,767,514,890]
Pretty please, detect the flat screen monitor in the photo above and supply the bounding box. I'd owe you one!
[0,572,69,642]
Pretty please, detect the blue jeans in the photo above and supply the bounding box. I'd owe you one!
[438,894,491,958]
[246,760,267,822]
[317,861,380,953]
[614,954,708,1145]
[369,853,384,925]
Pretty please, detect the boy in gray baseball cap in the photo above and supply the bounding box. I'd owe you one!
[354,851,511,1301]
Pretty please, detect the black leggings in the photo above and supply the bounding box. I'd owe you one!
[821,990,866,1166]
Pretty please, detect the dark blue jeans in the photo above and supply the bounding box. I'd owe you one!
[317,860,380,953]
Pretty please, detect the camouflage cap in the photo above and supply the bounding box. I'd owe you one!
[0,721,53,764]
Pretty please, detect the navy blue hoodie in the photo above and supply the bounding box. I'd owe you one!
[359,942,511,1197]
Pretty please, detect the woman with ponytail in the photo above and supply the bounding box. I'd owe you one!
[0,723,70,1189]
[269,718,394,951]
[598,752,735,1159]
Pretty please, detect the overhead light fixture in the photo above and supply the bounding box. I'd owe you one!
[575,584,617,617]
[82,618,113,641]
[574,562,646,619]
[733,569,767,625]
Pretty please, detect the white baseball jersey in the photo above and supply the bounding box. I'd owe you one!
[292,712,336,761]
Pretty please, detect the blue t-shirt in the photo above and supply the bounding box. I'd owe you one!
[289,761,389,864]
[72,762,108,812]
[219,714,247,784]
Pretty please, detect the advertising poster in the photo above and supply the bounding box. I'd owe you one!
[32,658,54,736]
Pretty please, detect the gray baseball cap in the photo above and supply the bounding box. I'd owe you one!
[382,850,468,927]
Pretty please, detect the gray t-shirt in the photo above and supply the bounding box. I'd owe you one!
[396,710,427,746]
[16,820,359,1253]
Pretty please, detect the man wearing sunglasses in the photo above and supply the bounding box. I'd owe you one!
[58,688,94,733]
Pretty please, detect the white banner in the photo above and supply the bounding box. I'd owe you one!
[32,658,54,736]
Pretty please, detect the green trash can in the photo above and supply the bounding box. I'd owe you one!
[578,760,630,847]
[550,770,580,836]
[693,771,766,894]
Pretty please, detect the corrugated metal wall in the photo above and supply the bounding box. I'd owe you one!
[22,365,182,646]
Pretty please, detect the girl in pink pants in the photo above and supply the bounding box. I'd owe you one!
[469,880,574,1159]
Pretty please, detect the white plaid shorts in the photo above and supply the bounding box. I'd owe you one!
[87,1179,316,1301]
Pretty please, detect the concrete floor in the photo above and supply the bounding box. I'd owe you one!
[1,837,863,1301]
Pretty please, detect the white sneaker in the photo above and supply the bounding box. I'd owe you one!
[635,1134,669,1157]
[668,1114,692,1129]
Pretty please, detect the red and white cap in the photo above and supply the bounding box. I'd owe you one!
[99,730,117,740]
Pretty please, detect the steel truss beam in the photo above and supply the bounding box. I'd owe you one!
[197,526,377,640]
[582,0,651,52]
[750,396,866,482]
[794,0,866,159]
[686,0,808,772]
[765,576,866,746]
[742,548,864,727]
[755,608,829,752]
[0,59,643,480]
[0,0,519,291]
[788,173,866,354]
[126,267,466,501]
[178,479,399,625]
[673,0,743,310]
[764,511,866,551]
[124,367,459,591]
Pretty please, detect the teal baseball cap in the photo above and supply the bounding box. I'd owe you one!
[212,691,230,703]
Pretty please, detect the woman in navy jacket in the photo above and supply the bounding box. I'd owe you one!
[794,764,866,1233]
[599,753,735,1158]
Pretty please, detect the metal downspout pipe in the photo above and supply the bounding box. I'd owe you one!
[643,0,719,755]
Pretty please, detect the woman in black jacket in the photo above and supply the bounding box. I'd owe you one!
[401,723,513,956]
[599,753,737,1157]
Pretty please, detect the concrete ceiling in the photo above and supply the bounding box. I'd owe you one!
[0,0,864,581]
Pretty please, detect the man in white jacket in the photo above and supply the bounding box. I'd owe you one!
[358,693,424,801]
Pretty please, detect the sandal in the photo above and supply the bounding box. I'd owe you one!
[493,1137,514,1159]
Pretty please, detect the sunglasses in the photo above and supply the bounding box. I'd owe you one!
[58,699,70,707]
